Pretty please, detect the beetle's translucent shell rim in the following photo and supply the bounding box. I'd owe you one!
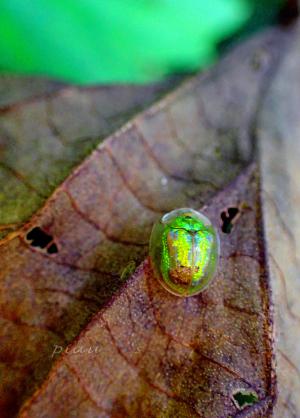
[149,208,220,297]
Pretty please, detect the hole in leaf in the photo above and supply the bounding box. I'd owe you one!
[232,389,258,410]
[26,227,52,249]
[26,226,58,255]
[221,207,240,234]
[47,243,58,254]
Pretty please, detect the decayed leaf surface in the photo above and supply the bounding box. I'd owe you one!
[0,76,63,107]
[0,28,291,417]
[19,165,276,418]
[259,23,300,417]
[0,81,175,238]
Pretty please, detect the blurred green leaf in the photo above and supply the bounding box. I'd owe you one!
[0,0,252,83]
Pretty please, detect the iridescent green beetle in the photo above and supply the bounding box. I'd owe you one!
[149,208,219,297]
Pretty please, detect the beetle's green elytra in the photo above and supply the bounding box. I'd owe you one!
[149,208,219,297]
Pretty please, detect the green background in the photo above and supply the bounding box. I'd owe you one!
[0,0,283,84]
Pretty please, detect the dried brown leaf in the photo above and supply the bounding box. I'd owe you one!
[19,166,276,418]
[0,28,292,417]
